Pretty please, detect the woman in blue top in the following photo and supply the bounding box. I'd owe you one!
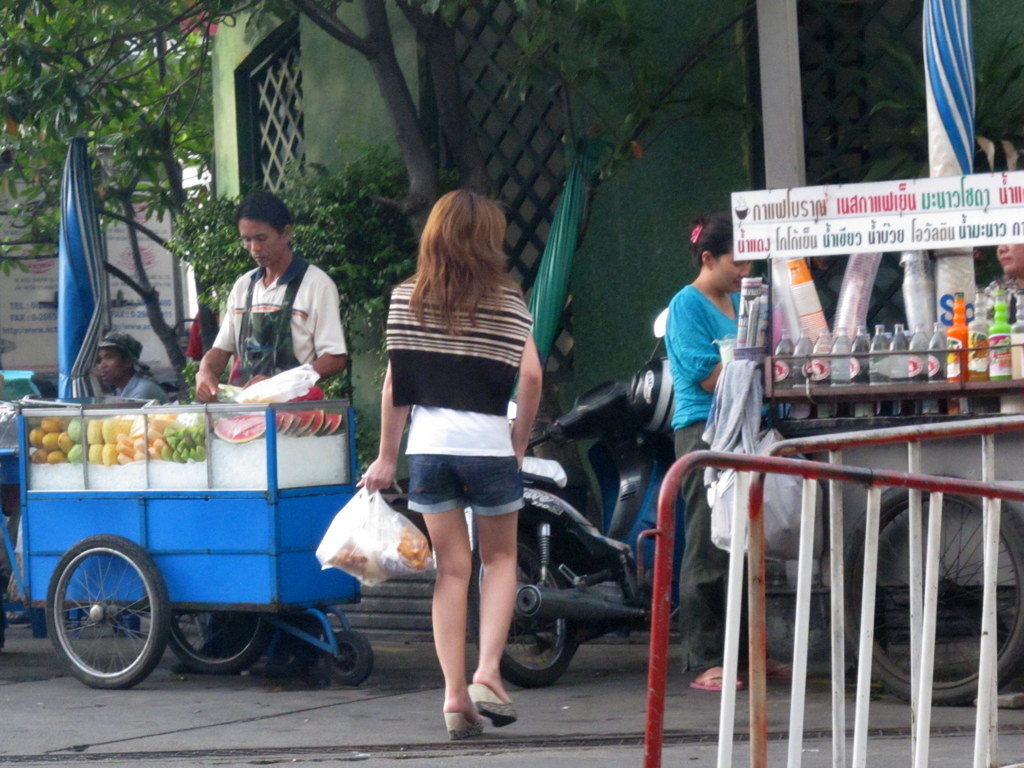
[666,212,750,691]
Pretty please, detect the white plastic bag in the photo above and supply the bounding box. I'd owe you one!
[707,429,821,561]
[316,489,435,586]
[231,364,320,404]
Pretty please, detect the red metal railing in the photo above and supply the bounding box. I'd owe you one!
[643,446,1024,768]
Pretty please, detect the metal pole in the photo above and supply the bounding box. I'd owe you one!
[973,434,999,768]
[747,473,768,768]
[828,449,846,768]
[785,478,818,768]
[717,471,749,768]
[852,486,882,768]
[907,441,924,756]
[913,491,944,768]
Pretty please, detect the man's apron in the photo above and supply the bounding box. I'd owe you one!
[231,262,309,385]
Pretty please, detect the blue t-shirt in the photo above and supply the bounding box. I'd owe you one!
[665,285,740,430]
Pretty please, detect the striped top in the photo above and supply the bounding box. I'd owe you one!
[386,280,533,415]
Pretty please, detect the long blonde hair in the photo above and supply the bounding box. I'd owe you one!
[409,189,518,333]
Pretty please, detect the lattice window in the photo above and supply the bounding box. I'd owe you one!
[799,0,921,186]
[453,1,571,375]
[798,0,921,328]
[237,22,304,193]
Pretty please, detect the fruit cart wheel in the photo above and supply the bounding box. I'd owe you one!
[168,611,273,675]
[327,629,373,686]
[46,534,170,689]
[845,491,1024,705]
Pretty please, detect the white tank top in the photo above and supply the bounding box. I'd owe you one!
[406,406,513,456]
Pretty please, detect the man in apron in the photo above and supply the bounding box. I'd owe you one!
[194,191,348,402]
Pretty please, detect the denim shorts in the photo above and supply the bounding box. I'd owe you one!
[406,454,523,516]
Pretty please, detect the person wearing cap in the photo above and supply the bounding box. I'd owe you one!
[194,191,348,403]
[95,332,169,403]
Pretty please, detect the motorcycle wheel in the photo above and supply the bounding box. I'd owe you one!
[844,491,1024,705]
[469,529,580,688]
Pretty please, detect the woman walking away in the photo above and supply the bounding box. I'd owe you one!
[361,189,543,740]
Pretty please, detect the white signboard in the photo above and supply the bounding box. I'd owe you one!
[105,204,184,382]
[0,207,59,373]
[1,202,185,382]
[731,170,1024,260]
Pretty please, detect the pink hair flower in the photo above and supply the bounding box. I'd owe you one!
[689,223,703,244]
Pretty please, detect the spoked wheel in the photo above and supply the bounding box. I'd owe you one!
[470,529,580,688]
[845,491,1024,705]
[326,629,374,686]
[46,535,170,689]
[168,611,272,675]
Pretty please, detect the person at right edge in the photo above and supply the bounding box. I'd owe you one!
[194,191,348,403]
[665,212,790,692]
[361,190,542,741]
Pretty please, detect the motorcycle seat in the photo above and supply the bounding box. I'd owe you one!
[521,456,567,488]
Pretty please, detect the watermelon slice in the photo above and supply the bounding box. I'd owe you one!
[275,411,296,436]
[316,413,343,436]
[304,410,325,437]
[289,411,315,437]
[213,414,267,443]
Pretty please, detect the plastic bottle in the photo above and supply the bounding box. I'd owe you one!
[869,324,890,385]
[967,294,989,382]
[989,289,1012,380]
[1005,290,1024,414]
[946,292,969,416]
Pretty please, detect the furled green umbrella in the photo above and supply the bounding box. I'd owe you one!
[528,139,602,361]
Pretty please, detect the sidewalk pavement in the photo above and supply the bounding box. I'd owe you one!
[2,624,1024,767]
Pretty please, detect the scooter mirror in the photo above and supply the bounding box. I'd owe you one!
[652,308,669,339]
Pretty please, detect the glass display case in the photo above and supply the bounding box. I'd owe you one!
[21,400,353,492]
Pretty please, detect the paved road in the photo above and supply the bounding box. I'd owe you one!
[2,625,1024,767]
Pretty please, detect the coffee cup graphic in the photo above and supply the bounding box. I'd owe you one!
[735,196,749,220]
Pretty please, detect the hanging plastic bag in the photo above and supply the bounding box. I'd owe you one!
[316,488,435,586]
[230,364,321,404]
[707,429,821,562]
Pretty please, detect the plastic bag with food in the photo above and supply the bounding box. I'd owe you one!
[316,489,435,586]
[228,364,321,404]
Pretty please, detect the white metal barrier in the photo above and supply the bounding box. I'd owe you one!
[643,414,1024,768]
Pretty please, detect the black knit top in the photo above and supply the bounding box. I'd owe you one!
[386,281,533,416]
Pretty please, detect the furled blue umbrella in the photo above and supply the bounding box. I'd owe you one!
[923,0,975,177]
[57,138,110,398]
[527,139,602,361]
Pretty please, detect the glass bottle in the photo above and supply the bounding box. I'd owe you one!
[927,321,947,383]
[869,324,890,385]
[850,325,871,386]
[791,327,813,390]
[889,323,910,385]
[908,325,929,383]
[772,329,795,388]
[830,327,853,386]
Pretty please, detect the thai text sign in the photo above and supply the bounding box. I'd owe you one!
[731,170,1024,260]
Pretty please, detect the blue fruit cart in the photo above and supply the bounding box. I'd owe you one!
[11,399,371,689]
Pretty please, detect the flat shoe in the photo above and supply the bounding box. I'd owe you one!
[444,712,484,741]
[689,670,744,692]
[468,682,518,727]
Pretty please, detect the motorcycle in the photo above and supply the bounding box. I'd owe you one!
[467,351,686,688]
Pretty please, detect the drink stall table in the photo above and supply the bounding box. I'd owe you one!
[11,399,372,689]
